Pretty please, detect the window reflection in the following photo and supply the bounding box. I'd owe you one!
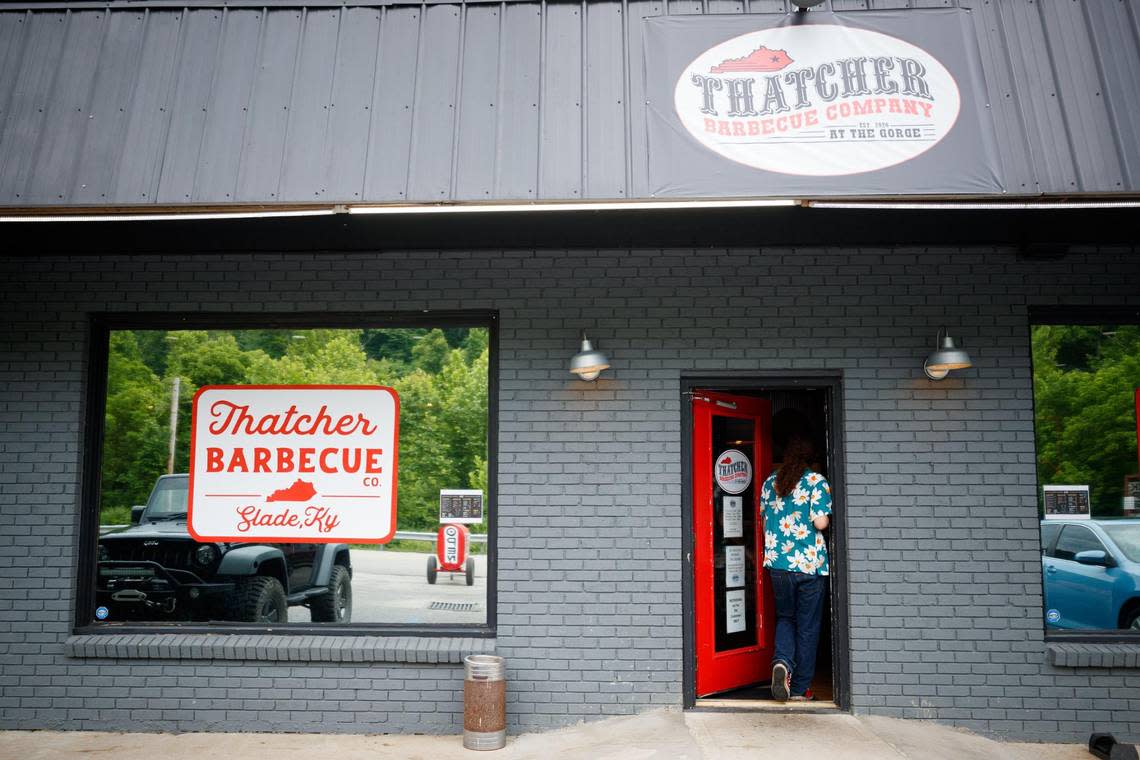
[94,326,491,628]
[1033,323,1140,633]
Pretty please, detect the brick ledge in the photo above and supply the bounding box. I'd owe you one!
[64,633,494,663]
[1046,642,1140,668]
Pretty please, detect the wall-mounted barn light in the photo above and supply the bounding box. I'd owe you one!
[923,327,973,380]
[569,335,610,382]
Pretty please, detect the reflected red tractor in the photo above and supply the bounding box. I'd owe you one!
[427,523,475,586]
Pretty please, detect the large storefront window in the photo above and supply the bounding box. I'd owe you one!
[83,315,494,631]
[1031,319,1140,634]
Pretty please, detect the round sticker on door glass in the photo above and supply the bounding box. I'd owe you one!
[715,449,753,494]
[1046,609,1061,624]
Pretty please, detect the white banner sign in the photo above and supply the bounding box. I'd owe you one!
[189,385,399,543]
[674,24,961,176]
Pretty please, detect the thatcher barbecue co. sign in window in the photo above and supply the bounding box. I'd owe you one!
[189,386,399,544]
[644,8,1003,196]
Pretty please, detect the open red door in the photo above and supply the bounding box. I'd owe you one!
[692,391,774,697]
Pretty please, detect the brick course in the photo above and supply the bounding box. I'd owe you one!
[1,246,1138,740]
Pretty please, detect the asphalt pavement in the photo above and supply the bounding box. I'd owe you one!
[288,549,487,625]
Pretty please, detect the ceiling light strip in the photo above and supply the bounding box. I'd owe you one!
[0,199,797,222]
[0,209,338,223]
[808,200,1140,210]
[346,199,798,214]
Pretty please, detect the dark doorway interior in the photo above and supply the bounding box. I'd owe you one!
[684,379,844,707]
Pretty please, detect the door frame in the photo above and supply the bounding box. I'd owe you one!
[681,371,851,710]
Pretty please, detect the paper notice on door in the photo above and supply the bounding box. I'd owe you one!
[726,589,746,634]
[722,496,743,538]
[725,545,745,588]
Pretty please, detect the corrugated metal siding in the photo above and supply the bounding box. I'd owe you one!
[1082,0,1140,190]
[0,0,1137,206]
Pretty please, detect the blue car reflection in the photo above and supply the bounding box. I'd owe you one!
[1041,519,1140,631]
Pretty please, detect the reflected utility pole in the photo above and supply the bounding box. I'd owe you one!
[167,376,180,474]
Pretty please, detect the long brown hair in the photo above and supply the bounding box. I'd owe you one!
[775,436,814,498]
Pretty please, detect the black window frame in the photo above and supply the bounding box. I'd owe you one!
[1029,305,1140,643]
[75,310,498,638]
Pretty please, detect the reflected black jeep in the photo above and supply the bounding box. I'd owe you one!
[97,474,352,624]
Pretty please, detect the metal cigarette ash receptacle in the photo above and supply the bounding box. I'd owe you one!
[463,654,506,750]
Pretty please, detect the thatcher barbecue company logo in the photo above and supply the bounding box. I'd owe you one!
[675,24,961,176]
[188,385,399,543]
[715,449,752,495]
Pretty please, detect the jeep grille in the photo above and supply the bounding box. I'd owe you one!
[104,540,199,573]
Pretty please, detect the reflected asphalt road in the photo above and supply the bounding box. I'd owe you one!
[288,549,487,625]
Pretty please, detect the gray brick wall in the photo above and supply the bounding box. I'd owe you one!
[1,246,1138,740]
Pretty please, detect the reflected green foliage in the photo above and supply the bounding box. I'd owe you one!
[1032,324,1140,516]
[411,329,450,375]
[232,329,294,359]
[100,327,490,534]
[100,333,169,526]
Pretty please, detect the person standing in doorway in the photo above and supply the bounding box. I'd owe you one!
[760,436,832,702]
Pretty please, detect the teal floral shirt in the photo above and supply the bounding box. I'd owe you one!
[761,469,832,576]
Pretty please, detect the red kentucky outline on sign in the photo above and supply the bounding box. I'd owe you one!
[187,384,400,545]
[266,479,318,502]
[710,46,793,73]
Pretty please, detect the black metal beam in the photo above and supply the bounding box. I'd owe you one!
[4,206,1138,256]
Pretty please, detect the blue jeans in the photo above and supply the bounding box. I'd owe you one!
[768,568,826,695]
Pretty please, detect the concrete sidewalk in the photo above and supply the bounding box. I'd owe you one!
[0,709,1093,760]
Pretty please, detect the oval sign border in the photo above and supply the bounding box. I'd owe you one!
[673,23,963,177]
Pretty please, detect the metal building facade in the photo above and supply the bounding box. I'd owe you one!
[1,0,1139,207]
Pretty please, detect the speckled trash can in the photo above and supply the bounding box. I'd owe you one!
[463,655,506,750]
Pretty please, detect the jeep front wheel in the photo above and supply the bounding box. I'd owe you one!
[224,576,287,623]
[310,565,352,623]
